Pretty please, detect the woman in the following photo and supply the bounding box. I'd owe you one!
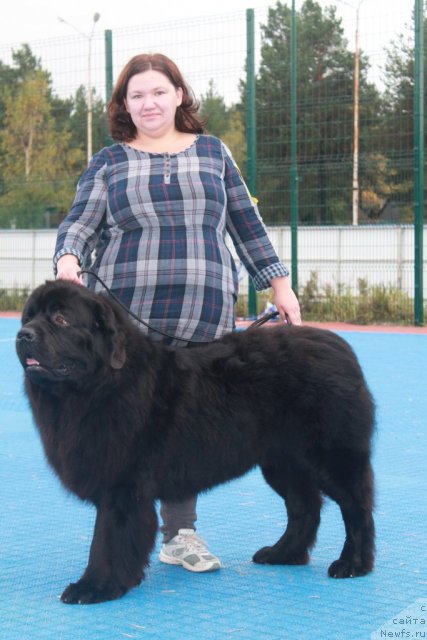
[54,53,301,573]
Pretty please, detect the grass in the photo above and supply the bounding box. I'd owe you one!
[0,279,420,325]
[237,272,418,325]
[0,288,29,312]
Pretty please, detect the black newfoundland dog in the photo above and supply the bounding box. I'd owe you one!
[16,280,375,604]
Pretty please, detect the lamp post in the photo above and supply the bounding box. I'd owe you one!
[335,0,364,225]
[58,13,101,164]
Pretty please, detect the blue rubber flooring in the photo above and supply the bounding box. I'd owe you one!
[1,317,426,640]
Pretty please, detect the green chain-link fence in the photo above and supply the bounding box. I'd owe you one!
[0,1,425,323]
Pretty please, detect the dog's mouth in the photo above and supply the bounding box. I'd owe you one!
[26,356,41,367]
[24,356,75,377]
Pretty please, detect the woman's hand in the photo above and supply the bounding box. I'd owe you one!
[270,276,301,325]
[56,255,83,285]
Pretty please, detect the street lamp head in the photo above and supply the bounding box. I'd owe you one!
[93,12,101,23]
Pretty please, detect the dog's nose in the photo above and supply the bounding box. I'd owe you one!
[16,327,37,342]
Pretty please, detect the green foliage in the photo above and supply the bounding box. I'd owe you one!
[237,0,422,225]
[0,287,29,311]
[0,277,417,323]
[235,290,274,319]
[379,10,427,223]
[0,7,424,230]
[199,79,230,137]
[299,271,413,324]
[199,81,246,168]
[67,85,108,161]
[250,0,384,225]
[0,68,85,227]
[0,44,105,229]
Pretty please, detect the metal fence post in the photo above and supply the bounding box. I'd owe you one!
[290,0,299,294]
[246,8,258,318]
[104,29,113,146]
[413,0,424,326]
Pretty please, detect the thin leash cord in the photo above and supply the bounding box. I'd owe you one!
[78,269,280,344]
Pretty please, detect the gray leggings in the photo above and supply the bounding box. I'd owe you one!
[159,342,210,544]
[160,496,197,543]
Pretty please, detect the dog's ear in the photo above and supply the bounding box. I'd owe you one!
[94,298,127,370]
[109,324,127,370]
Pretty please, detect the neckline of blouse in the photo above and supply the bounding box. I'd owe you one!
[122,134,200,157]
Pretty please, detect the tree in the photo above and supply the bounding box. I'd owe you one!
[222,107,247,171]
[0,45,56,130]
[68,84,108,160]
[380,4,427,221]
[245,0,382,224]
[0,45,48,204]
[0,70,84,227]
[199,79,230,137]
[0,43,108,227]
[200,80,246,169]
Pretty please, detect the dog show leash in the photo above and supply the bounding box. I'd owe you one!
[78,269,282,344]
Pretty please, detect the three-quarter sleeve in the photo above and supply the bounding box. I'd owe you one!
[53,149,109,271]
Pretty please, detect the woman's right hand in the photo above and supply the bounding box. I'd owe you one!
[56,255,83,285]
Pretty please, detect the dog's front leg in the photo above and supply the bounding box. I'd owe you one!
[61,489,158,604]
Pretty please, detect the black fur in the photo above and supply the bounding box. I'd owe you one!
[16,280,375,604]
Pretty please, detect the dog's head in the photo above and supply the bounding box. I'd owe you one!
[16,280,127,390]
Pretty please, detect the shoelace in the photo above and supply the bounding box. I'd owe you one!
[176,534,208,554]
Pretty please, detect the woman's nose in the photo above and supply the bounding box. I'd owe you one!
[143,96,156,109]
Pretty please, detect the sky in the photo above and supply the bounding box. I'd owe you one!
[0,0,414,105]
[0,0,413,47]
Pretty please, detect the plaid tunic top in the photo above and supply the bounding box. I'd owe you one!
[54,135,289,344]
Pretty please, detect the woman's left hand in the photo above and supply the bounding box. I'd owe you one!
[270,276,302,326]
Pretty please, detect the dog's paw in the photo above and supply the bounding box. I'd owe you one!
[61,579,127,604]
[252,546,309,565]
[328,559,370,579]
[252,546,273,564]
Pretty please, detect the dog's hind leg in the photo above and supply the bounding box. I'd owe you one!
[61,489,158,604]
[253,462,322,566]
[322,451,375,579]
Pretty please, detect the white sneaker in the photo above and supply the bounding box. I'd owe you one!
[159,528,221,573]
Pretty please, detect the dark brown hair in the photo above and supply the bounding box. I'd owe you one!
[107,53,205,141]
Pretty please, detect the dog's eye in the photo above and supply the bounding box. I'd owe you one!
[53,313,68,326]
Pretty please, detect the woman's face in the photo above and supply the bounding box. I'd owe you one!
[124,69,183,139]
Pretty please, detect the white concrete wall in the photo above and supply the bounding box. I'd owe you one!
[235,225,426,297]
[0,230,56,291]
[0,226,425,297]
